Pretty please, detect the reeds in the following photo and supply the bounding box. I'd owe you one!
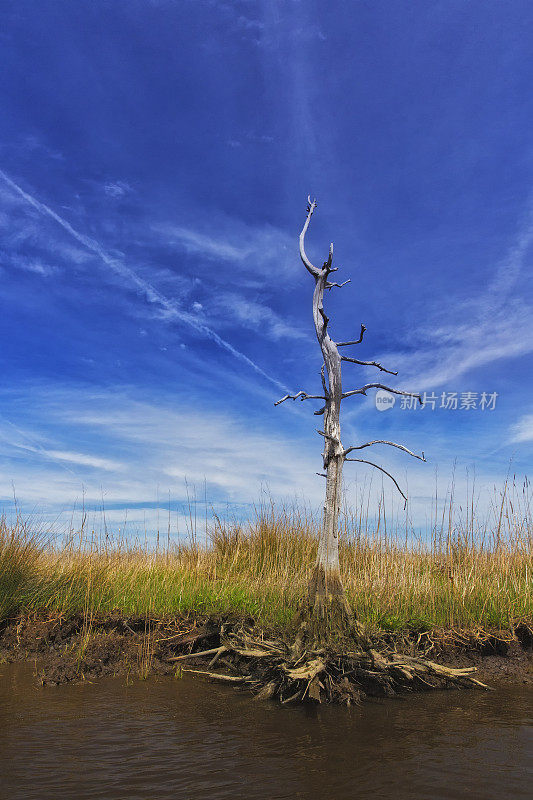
[0,515,45,620]
[1,478,531,632]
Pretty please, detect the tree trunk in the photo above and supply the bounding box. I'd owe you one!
[307,454,352,626]
[282,197,422,645]
[303,254,354,639]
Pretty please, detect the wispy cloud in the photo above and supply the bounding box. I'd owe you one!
[4,253,58,276]
[162,226,245,262]
[45,450,124,471]
[155,219,295,278]
[214,291,306,340]
[377,203,533,391]
[402,302,533,391]
[0,382,519,536]
[0,384,323,524]
[509,414,533,444]
[0,134,64,163]
[0,169,288,393]
[103,180,132,198]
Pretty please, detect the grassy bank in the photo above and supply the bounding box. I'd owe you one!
[1,484,531,634]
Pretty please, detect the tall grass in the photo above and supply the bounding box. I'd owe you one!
[0,516,45,620]
[1,479,531,632]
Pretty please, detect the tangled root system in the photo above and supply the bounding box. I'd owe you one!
[169,620,492,706]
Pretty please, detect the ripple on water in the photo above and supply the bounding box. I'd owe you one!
[0,663,531,800]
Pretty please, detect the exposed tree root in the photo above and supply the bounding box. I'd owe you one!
[293,565,367,652]
[3,613,518,700]
[169,620,493,706]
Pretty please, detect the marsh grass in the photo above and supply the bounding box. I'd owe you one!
[0,516,46,621]
[1,478,531,633]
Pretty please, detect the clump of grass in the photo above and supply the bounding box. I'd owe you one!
[0,515,45,620]
[1,479,532,633]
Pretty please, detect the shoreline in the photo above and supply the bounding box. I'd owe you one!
[1,613,532,698]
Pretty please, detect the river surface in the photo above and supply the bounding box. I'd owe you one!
[0,663,531,800]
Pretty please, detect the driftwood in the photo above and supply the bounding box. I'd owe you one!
[181,669,251,684]
[166,623,491,706]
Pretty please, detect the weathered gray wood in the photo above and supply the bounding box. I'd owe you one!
[276,197,424,620]
[343,440,426,461]
[342,383,421,400]
[341,355,398,375]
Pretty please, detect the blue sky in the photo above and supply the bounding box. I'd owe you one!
[1,0,532,539]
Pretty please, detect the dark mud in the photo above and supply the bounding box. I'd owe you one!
[0,613,232,685]
[0,613,531,702]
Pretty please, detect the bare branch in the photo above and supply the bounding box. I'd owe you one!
[326,279,351,290]
[299,196,321,277]
[323,242,334,273]
[337,324,366,347]
[343,440,426,461]
[341,355,398,376]
[342,384,421,402]
[344,458,408,507]
[274,391,326,406]
[316,429,340,443]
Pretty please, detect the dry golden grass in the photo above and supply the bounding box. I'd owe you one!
[1,478,531,632]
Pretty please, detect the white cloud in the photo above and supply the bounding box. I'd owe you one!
[372,204,533,392]
[215,292,305,340]
[509,414,533,444]
[160,225,247,262]
[5,253,58,276]
[392,301,533,392]
[59,394,320,499]
[103,181,132,198]
[0,169,288,393]
[45,450,124,471]
[0,386,324,531]
[155,218,296,278]
[0,384,524,538]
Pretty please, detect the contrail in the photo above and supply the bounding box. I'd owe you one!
[0,169,288,393]
[0,413,80,480]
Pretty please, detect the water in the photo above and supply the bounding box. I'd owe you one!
[0,663,531,800]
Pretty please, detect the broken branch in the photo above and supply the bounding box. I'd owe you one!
[343,440,426,462]
[299,196,320,277]
[342,384,421,401]
[274,391,326,406]
[181,669,251,684]
[344,458,408,507]
[337,324,366,346]
[167,646,224,661]
[326,279,351,289]
[341,355,398,376]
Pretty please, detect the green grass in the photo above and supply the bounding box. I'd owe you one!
[1,482,531,632]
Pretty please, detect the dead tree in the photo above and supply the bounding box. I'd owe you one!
[276,197,425,639]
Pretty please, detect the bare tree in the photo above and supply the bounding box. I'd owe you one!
[276,197,425,638]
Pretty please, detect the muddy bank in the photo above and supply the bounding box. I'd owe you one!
[0,613,231,686]
[1,613,532,701]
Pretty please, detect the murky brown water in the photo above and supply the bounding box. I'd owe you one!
[0,663,531,800]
